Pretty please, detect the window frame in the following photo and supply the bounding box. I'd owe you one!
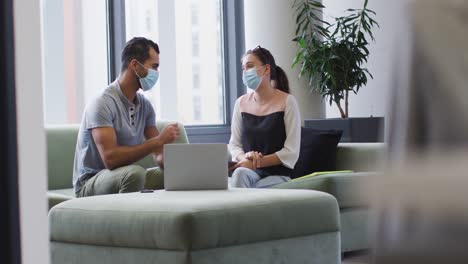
[106,0,126,83]
[0,0,22,263]
[107,0,245,143]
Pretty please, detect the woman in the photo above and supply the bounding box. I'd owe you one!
[229,46,301,188]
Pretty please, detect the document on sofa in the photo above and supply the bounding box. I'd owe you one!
[291,170,353,182]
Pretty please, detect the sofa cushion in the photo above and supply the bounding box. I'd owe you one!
[272,172,375,208]
[49,189,339,250]
[336,143,385,171]
[47,126,80,190]
[291,128,342,179]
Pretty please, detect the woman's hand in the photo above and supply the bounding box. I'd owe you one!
[231,158,255,171]
[245,151,263,168]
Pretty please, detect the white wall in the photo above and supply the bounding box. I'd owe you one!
[14,0,49,263]
[323,0,401,118]
[244,0,325,120]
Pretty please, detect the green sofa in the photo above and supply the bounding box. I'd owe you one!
[273,143,383,253]
[50,188,341,264]
[46,122,384,253]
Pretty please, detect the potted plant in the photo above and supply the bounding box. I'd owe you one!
[292,0,383,142]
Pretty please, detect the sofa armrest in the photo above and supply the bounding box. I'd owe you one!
[272,172,378,208]
[48,191,74,210]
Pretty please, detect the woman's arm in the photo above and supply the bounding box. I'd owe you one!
[228,99,246,161]
[253,153,282,168]
[273,95,302,169]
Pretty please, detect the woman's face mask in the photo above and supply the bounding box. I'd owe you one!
[135,61,159,91]
[242,65,265,90]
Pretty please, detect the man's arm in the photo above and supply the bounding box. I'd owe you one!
[92,127,164,170]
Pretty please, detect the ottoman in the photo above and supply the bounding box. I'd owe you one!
[49,188,340,264]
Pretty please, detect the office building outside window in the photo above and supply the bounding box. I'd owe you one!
[125,0,225,126]
[41,0,109,125]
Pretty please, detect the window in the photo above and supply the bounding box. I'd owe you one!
[191,1,199,26]
[40,0,242,131]
[41,0,109,125]
[125,0,225,126]
[192,33,200,58]
[193,96,202,122]
[192,65,200,89]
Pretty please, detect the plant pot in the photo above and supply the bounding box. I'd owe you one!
[304,117,384,143]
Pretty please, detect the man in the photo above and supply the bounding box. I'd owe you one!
[73,37,179,197]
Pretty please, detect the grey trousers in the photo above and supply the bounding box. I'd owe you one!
[76,165,164,197]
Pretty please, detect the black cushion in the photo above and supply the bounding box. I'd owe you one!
[291,128,343,179]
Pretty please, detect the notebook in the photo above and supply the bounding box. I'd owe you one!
[291,170,354,182]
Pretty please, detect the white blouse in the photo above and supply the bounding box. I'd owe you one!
[228,94,302,169]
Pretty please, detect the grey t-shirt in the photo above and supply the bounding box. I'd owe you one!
[73,81,156,193]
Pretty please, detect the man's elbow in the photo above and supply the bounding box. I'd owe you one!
[102,154,118,170]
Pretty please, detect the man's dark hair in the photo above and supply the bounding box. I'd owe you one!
[121,37,160,72]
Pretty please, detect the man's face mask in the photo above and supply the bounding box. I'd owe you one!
[135,61,159,91]
[242,65,265,90]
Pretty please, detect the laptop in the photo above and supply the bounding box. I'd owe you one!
[164,143,229,191]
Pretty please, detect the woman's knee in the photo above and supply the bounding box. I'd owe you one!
[231,167,256,188]
[231,167,252,180]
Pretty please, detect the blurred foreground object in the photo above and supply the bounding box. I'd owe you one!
[373,0,468,263]
[371,154,468,264]
[388,0,468,161]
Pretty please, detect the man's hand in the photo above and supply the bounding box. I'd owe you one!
[158,123,180,144]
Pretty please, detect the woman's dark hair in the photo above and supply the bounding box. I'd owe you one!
[243,46,290,93]
[121,37,160,72]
